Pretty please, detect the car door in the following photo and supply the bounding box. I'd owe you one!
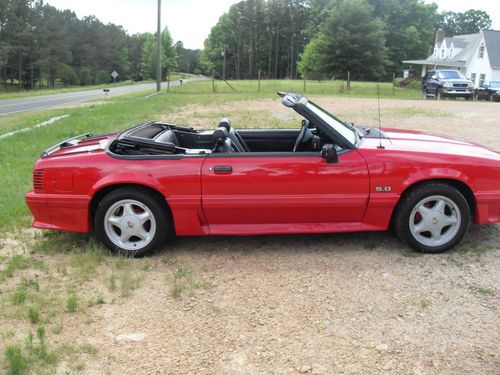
[200,150,370,231]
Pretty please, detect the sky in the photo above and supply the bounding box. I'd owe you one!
[46,0,500,50]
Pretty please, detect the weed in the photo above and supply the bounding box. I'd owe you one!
[1,255,29,280]
[420,300,431,309]
[119,271,144,297]
[27,307,41,324]
[71,244,105,280]
[66,294,78,312]
[20,278,39,291]
[4,344,27,375]
[80,343,98,355]
[11,289,27,305]
[468,283,495,296]
[108,274,116,291]
[96,295,105,305]
[170,266,203,298]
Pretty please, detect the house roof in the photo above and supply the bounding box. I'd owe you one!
[483,30,500,68]
[403,30,500,69]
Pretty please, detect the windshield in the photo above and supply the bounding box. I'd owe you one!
[306,102,357,145]
[438,70,465,80]
[488,81,500,88]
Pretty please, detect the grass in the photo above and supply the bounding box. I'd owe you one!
[468,283,496,296]
[66,294,78,312]
[0,80,154,100]
[170,265,206,298]
[27,307,41,324]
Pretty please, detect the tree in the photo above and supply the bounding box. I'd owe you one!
[438,9,492,36]
[366,0,438,72]
[298,0,389,80]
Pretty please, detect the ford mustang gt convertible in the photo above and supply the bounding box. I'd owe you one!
[26,93,500,256]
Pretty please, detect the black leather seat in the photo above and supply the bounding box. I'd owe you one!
[155,130,179,146]
[218,118,250,152]
[212,127,232,153]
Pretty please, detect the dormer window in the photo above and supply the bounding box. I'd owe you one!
[449,45,453,58]
[433,46,437,58]
[479,43,485,59]
[441,46,445,58]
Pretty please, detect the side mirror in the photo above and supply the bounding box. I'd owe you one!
[321,144,339,164]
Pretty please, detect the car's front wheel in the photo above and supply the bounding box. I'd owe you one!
[436,88,443,100]
[95,188,170,256]
[395,183,470,253]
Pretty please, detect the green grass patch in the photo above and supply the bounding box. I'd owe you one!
[66,294,78,312]
[468,283,496,296]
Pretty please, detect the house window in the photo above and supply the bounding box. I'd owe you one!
[479,74,486,86]
[470,73,476,86]
[433,46,437,58]
[441,47,445,58]
[449,46,453,58]
[479,43,485,59]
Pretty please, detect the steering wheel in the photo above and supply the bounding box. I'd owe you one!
[293,120,309,152]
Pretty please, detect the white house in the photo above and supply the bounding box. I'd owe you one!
[404,29,500,88]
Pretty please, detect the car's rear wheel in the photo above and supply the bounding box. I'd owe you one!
[395,183,470,253]
[95,188,170,256]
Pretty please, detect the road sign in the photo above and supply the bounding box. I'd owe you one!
[111,70,119,82]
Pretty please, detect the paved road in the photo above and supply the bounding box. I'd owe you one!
[0,79,199,116]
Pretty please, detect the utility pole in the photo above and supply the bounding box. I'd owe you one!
[156,0,161,93]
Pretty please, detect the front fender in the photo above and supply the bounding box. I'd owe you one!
[400,168,476,192]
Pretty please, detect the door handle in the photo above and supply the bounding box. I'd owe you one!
[214,165,232,174]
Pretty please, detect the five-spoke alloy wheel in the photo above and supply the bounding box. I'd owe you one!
[95,188,170,256]
[395,183,470,253]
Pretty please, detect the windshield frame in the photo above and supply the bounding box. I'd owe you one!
[305,101,358,145]
[279,92,360,149]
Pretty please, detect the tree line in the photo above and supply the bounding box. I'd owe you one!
[202,0,492,81]
[0,0,200,90]
[0,0,493,90]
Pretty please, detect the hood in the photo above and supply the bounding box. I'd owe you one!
[360,127,500,161]
[43,133,117,158]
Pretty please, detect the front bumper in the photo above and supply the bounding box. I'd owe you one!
[442,88,473,97]
[25,191,91,233]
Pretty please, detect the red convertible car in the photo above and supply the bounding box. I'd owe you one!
[26,93,500,256]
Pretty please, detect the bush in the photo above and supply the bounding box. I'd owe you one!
[79,68,93,86]
[58,64,79,86]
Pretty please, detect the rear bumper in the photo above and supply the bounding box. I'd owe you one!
[475,191,500,225]
[25,191,91,233]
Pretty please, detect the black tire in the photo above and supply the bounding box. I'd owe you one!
[394,183,470,253]
[489,94,494,102]
[436,88,443,100]
[94,188,170,257]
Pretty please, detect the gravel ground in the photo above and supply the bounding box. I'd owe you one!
[6,97,500,374]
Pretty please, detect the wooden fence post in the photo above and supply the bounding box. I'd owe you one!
[258,69,261,92]
[303,70,306,93]
[347,71,351,91]
[392,72,396,95]
[212,69,215,93]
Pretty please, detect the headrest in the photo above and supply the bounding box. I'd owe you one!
[212,127,228,141]
[218,118,231,131]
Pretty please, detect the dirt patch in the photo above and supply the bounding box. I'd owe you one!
[1,97,500,374]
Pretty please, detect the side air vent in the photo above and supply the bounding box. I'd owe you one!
[33,169,44,191]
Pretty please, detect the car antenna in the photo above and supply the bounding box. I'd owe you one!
[377,82,385,149]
